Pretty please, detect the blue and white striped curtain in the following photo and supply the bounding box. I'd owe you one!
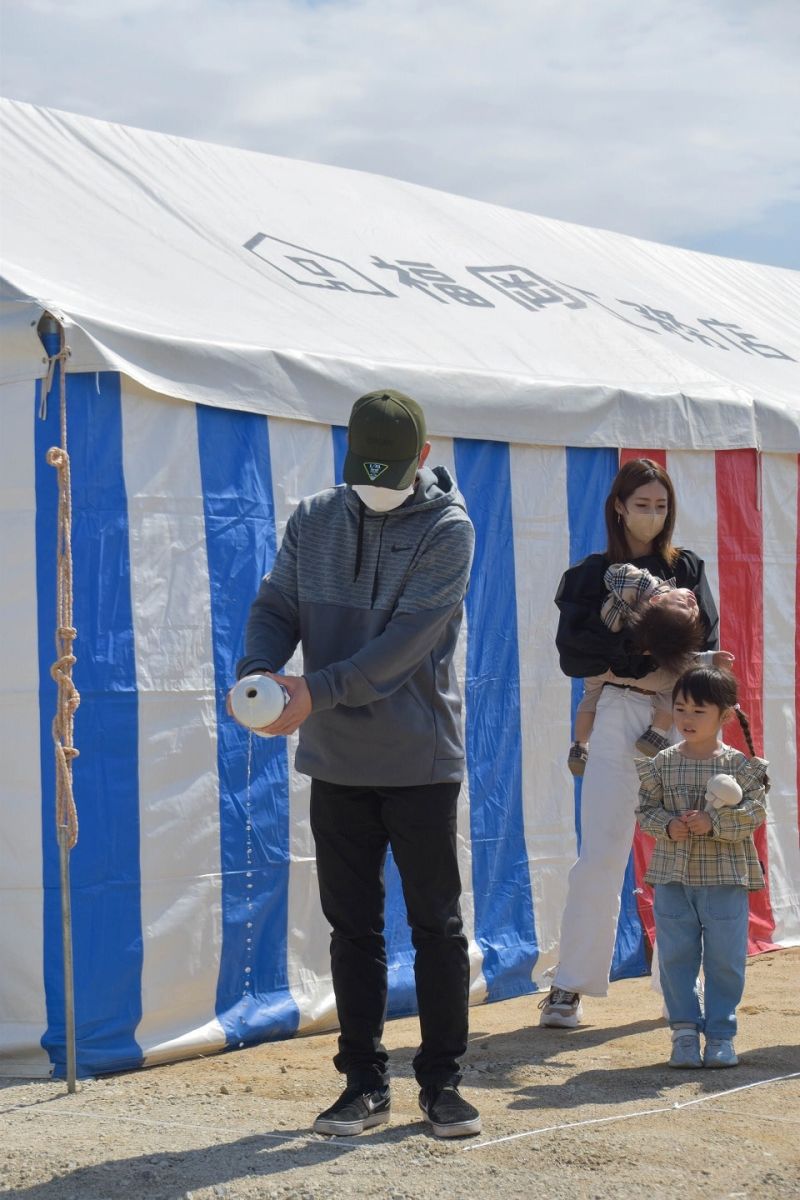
[2,367,798,1078]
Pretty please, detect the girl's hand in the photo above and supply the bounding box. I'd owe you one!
[667,818,690,841]
[684,809,713,835]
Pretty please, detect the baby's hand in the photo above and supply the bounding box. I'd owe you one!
[712,651,735,669]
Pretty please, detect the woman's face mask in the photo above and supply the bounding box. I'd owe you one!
[620,505,667,542]
[352,483,413,512]
[616,481,669,544]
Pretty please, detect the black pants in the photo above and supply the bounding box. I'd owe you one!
[310,779,470,1090]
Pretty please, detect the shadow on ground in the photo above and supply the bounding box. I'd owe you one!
[4,1118,434,1200]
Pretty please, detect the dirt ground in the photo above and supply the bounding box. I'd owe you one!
[2,948,799,1200]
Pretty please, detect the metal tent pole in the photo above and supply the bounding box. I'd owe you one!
[58,821,77,1093]
[39,313,79,1095]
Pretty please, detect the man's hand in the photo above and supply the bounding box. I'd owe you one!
[712,651,735,669]
[256,673,312,736]
[667,817,690,841]
[684,809,713,836]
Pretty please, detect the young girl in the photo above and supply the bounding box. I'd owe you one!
[636,667,768,1069]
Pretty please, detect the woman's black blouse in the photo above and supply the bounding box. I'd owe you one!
[555,549,720,680]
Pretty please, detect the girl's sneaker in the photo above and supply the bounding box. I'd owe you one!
[635,727,671,758]
[567,742,588,777]
[704,1038,738,1068]
[668,1029,702,1068]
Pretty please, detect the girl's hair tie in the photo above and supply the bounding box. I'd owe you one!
[734,703,741,710]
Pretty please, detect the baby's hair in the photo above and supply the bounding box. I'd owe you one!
[672,665,769,788]
[627,602,704,675]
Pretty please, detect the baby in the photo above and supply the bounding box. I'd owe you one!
[568,564,731,777]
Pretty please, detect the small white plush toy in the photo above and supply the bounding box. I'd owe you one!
[705,772,743,811]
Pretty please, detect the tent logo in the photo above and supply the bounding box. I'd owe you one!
[364,462,388,481]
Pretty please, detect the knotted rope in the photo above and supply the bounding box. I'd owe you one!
[45,334,79,850]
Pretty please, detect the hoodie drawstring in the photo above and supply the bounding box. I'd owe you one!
[371,518,386,607]
[353,502,387,607]
[353,501,365,582]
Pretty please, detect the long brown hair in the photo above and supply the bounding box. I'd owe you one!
[605,458,678,567]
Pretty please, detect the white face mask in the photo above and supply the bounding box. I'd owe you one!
[352,483,413,512]
[621,506,667,542]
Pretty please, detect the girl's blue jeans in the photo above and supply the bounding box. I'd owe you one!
[654,882,749,1039]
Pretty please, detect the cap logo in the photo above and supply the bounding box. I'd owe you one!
[364,462,388,481]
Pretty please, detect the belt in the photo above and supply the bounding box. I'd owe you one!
[603,681,656,697]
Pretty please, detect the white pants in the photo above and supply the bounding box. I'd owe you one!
[554,686,653,997]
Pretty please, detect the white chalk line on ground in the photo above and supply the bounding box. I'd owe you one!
[463,1070,800,1152]
[0,1103,377,1154]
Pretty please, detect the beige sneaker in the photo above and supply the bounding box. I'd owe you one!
[538,987,583,1028]
[635,727,671,757]
[567,742,588,777]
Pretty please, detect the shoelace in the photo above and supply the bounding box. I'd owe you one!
[538,988,579,1009]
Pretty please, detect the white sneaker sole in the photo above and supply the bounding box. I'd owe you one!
[313,1108,390,1136]
[538,1002,583,1028]
[420,1111,482,1138]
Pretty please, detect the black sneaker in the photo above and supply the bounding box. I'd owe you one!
[312,1083,391,1136]
[419,1084,481,1138]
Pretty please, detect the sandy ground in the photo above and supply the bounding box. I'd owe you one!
[2,948,799,1200]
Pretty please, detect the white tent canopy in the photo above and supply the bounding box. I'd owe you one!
[2,100,799,1081]
[1,97,799,451]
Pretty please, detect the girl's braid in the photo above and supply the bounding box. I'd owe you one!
[734,706,756,757]
[735,706,770,792]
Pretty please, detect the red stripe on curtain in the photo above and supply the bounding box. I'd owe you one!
[716,450,776,952]
[619,449,667,468]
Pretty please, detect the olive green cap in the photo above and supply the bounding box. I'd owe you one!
[343,389,427,490]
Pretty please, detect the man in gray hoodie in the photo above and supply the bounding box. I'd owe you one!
[232,390,480,1138]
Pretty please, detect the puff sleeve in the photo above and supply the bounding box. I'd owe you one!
[635,757,672,838]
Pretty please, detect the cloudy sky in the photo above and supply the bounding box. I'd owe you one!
[2,0,798,268]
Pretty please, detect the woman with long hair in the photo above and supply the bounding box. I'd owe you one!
[539,458,720,1028]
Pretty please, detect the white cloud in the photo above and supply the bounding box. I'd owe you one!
[2,0,799,260]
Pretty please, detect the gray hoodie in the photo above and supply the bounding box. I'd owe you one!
[237,465,475,786]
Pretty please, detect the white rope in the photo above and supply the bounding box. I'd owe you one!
[4,1069,797,1156]
[705,1108,800,1123]
[463,1070,800,1152]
